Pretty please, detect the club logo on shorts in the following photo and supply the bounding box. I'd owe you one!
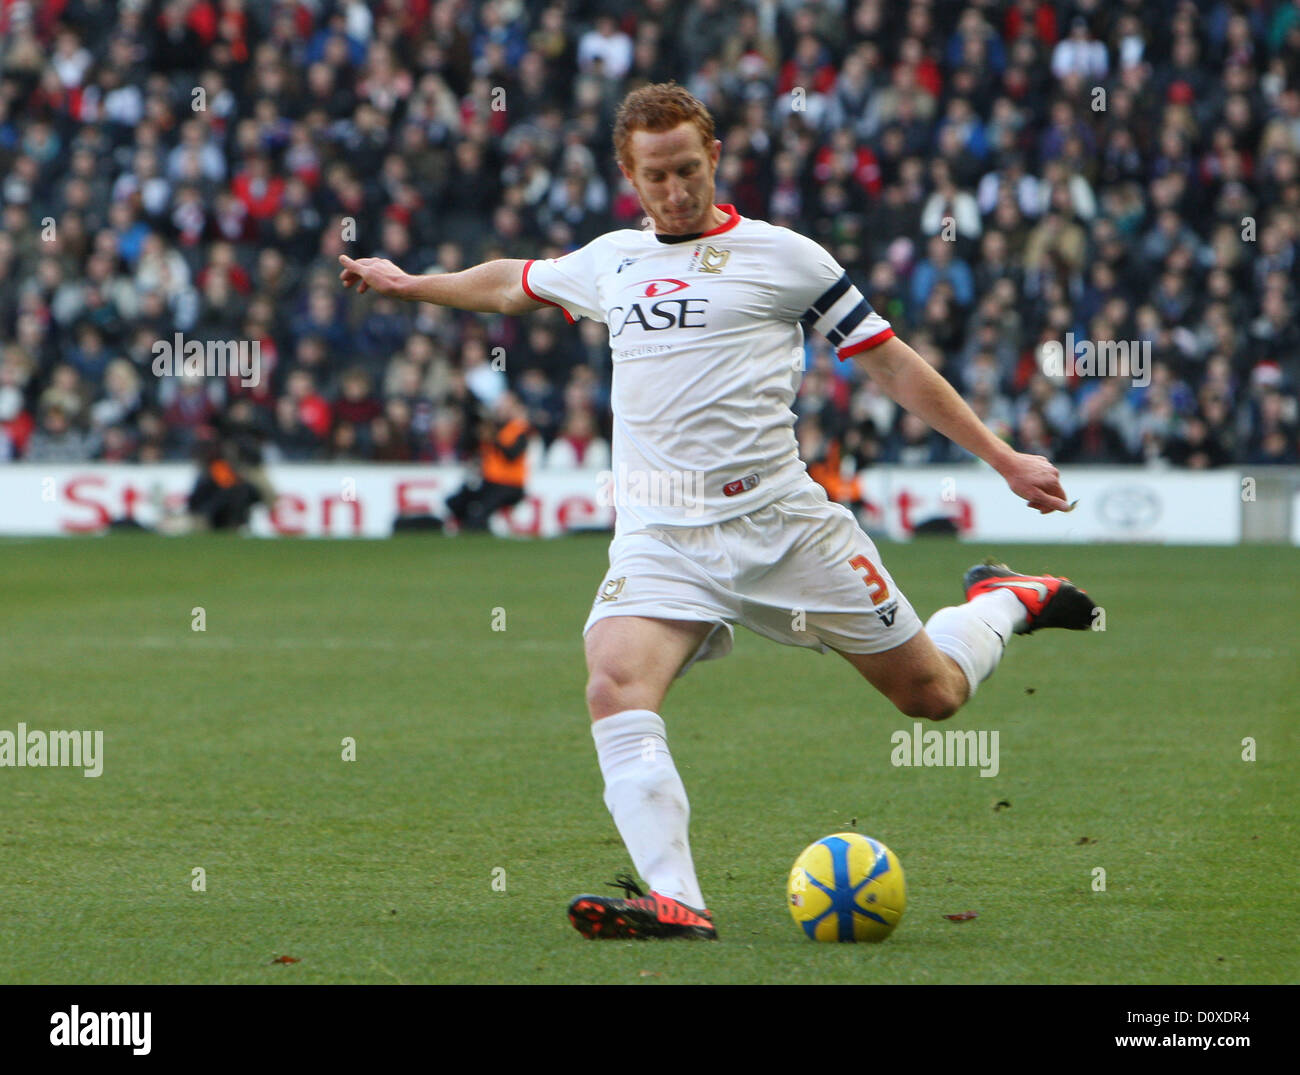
[722,474,759,497]
[597,577,627,603]
[874,599,899,627]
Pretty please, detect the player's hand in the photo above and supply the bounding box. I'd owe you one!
[338,255,409,297]
[997,451,1076,515]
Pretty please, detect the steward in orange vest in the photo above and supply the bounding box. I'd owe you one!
[445,392,532,532]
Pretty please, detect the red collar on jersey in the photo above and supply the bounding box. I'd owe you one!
[654,204,741,244]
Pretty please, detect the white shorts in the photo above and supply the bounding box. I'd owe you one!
[583,481,923,673]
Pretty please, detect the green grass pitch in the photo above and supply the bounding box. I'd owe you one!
[0,533,1295,984]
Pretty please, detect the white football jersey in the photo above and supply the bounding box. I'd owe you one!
[521,204,895,530]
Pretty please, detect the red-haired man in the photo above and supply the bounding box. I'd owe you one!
[340,82,1094,941]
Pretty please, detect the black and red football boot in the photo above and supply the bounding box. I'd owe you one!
[963,559,1097,634]
[568,874,718,940]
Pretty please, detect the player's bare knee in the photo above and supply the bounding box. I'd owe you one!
[584,672,619,720]
[894,680,962,722]
[585,667,643,722]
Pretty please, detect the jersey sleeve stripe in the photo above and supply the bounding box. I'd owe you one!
[521,260,577,325]
[838,326,896,359]
[825,298,874,346]
[799,272,852,327]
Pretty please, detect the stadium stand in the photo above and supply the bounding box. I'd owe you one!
[0,0,1297,478]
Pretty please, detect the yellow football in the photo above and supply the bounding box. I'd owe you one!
[787,833,906,942]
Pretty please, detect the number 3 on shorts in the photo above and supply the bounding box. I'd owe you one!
[849,554,890,606]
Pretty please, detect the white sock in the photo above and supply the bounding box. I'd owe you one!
[591,708,705,909]
[925,589,1024,698]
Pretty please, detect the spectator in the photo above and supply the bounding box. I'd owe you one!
[545,407,609,470]
[1058,390,1137,464]
[1164,412,1232,469]
[912,235,975,310]
[89,359,143,431]
[334,368,383,429]
[921,158,980,243]
[1050,17,1109,84]
[25,404,93,463]
[578,16,633,82]
[886,412,952,465]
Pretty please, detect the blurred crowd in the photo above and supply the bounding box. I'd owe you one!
[1,0,1299,477]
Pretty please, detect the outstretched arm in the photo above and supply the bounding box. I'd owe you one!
[853,334,1074,514]
[338,255,546,316]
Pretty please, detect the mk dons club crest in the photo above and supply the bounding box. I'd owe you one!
[691,245,730,274]
[596,577,627,603]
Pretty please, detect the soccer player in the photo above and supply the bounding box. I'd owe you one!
[339,83,1095,941]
